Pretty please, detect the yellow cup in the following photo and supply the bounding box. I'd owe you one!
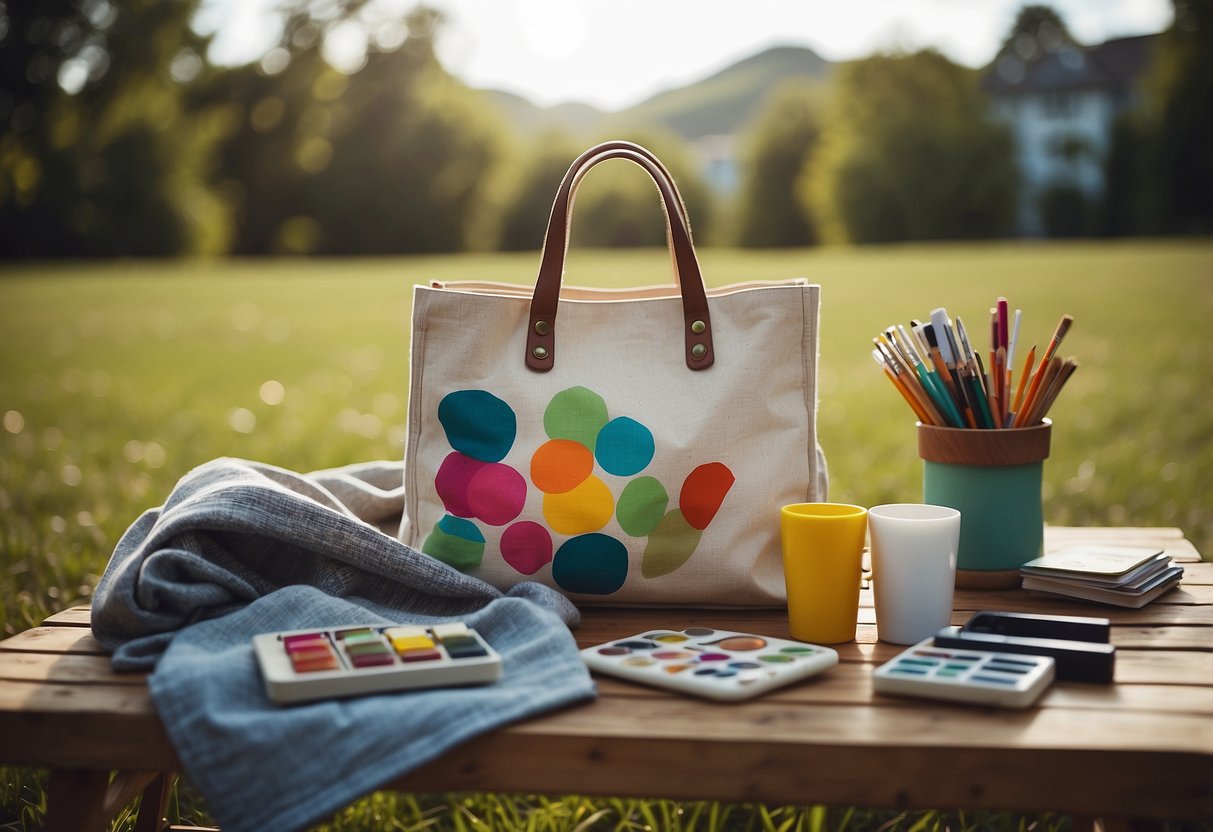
[780,503,869,644]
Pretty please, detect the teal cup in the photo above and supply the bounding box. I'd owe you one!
[917,420,1051,589]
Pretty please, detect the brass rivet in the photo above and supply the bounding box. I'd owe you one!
[532,346,549,360]
[534,320,551,336]
[691,320,706,334]
[691,343,707,360]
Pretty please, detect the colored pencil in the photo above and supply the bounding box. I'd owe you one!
[1005,309,1022,427]
[875,337,943,426]
[896,325,965,428]
[873,304,1074,430]
[1014,314,1074,427]
[1010,344,1036,416]
[873,349,932,424]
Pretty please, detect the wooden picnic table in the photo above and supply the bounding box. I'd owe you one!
[1,526,1210,831]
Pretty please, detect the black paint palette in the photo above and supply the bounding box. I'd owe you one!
[580,628,838,702]
[253,622,502,705]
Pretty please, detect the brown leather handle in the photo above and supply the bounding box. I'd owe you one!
[564,140,694,250]
[526,142,714,373]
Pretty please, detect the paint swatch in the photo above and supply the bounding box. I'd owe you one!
[253,622,502,705]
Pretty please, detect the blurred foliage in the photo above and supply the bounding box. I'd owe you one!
[0,1,506,257]
[0,1,230,255]
[0,1,1207,257]
[494,132,584,252]
[203,7,506,255]
[1103,0,1213,236]
[803,49,1018,245]
[735,81,820,248]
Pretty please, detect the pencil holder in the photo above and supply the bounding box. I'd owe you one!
[917,420,1051,589]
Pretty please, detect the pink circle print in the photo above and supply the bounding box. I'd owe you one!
[500,521,553,575]
[466,462,527,526]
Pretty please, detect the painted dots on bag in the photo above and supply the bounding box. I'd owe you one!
[543,386,608,451]
[551,533,628,595]
[530,439,594,494]
[423,514,486,571]
[438,390,516,463]
[594,416,655,477]
[680,462,736,531]
[616,476,668,537]
[436,451,526,526]
[641,508,703,579]
[500,521,553,575]
[422,385,736,596]
[543,474,614,536]
[466,462,527,526]
[435,452,486,518]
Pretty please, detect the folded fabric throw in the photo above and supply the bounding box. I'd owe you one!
[91,457,596,832]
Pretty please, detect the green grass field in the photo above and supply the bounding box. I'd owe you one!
[2,240,1211,830]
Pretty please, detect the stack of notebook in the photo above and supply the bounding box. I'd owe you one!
[1020,545,1184,608]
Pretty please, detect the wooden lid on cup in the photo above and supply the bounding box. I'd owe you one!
[918,419,1051,466]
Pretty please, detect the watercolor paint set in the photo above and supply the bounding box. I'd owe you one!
[580,628,838,701]
[873,640,1055,708]
[253,622,501,705]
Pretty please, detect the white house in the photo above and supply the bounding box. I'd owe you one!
[982,34,1156,236]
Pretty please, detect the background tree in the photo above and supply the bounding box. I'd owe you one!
[802,50,1017,244]
[1109,0,1213,234]
[0,2,507,257]
[0,2,228,256]
[735,81,821,248]
[196,6,506,255]
[493,132,585,251]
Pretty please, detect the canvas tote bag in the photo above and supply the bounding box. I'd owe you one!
[400,141,827,605]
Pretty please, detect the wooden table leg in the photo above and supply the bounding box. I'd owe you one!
[44,768,110,832]
[133,773,173,832]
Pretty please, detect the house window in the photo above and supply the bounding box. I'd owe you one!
[1042,92,1076,119]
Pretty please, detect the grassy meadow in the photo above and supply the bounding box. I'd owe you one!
[2,239,1211,830]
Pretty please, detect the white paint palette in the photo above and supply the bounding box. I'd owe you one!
[873,640,1055,708]
[580,627,838,702]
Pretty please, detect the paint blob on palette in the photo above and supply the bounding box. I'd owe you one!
[253,622,502,705]
[580,628,838,702]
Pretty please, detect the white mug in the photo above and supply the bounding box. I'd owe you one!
[868,503,961,645]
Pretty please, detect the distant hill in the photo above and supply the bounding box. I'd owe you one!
[483,89,607,136]
[481,45,833,141]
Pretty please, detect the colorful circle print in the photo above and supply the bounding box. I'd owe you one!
[543,386,608,451]
[500,521,553,575]
[438,390,516,463]
[594,416,654,477]
[551,533,628,595]
[421,515,485,572]
[421,385,735,595]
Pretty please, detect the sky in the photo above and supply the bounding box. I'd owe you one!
[197,0,1174,111]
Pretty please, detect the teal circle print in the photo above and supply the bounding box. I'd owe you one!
[552,533,628,595]
[437,390,516,463]
[594,416,655,477]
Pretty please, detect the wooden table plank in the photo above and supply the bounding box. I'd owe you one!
[0,625,109,655]
[0,681,179,770]
[386,704,1213,820]
[0,651,146,686]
